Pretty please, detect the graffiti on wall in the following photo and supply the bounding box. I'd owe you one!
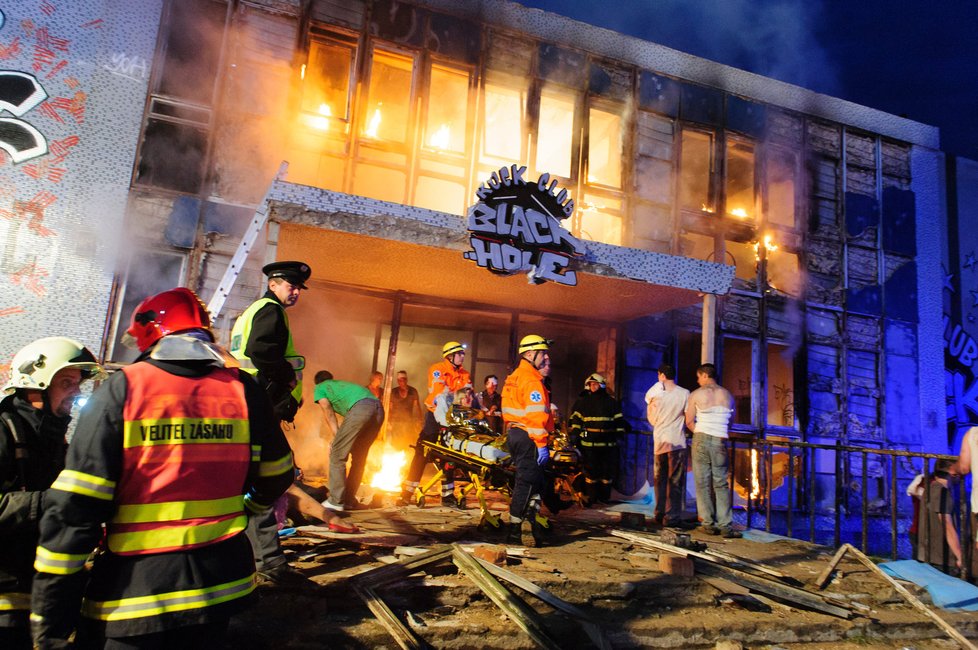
[945,312,978,426]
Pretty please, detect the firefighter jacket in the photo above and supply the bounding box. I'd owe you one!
[423,359,471,413]
[0,394,69,630]
[569,389,626,448]
[230,292,304,416]
[30,354,293,645]
[501,359,553,447]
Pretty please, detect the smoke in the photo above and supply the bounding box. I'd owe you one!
[522,0,841,97]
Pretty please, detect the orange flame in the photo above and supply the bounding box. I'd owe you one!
[369,449,407,492]
[750,449,761,499]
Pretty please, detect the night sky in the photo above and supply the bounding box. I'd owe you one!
[519,0,978,161]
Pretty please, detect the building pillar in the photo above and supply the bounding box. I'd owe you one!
[701,293,716,364]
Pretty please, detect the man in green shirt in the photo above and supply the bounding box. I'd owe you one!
[314,371,384,511]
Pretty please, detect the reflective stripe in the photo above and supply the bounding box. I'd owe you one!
[502,406,527,417]
[580,441,618,448]
[258,451,293,478]
[114,495,244,524]
[108,515,248,555]
[524,404,547,414]
[34,546,89,575]
[235,356,304,371]
[244,493,269,514]
[251,445,261,462]
[525,426,548,437]
[81,574,256,622]
[0,592,30,611]
[50,469,115,501]
[122,418,249,448]
[582,416,616,422]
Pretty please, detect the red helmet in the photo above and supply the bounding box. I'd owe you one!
[125,287,211,352]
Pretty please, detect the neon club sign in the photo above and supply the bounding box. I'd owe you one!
[463,165,586,286]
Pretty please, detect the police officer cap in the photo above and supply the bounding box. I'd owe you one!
[263,261,311,289]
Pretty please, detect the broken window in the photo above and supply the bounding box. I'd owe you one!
[679,129,714,213]
[535,90,577,179]
[725,238,758,287]
[361,49,415,145]
[133,0,228,193]
[766,147,797,228]
[109,250,187,364]
[301,36,356,134]
[767,342,796,428]
[722,336,754,427]
[425,64,470,154]
[766,245,801,297]
[587,106,622,188]
[481,80,525,165]
[579,193,622,246]
[725,139,755,222]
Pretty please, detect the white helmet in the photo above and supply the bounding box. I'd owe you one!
[3,337,104,395]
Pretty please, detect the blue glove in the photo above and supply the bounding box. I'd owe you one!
[537,446,550,466]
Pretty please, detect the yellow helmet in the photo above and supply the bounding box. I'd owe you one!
[585,373,606,388]
[442,341,466,358]
[518,334,552,354]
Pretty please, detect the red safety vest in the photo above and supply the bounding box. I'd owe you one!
[110,363,252,555]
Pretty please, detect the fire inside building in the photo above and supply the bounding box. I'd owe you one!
[1,0,974,563]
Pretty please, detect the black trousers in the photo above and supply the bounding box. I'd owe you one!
[77,619,229,649]
[654,448,686,523]
[580,444,619,483]
[507,427,545,520]
[405,411,440,485]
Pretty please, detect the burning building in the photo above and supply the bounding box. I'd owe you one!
[0,0,960,546]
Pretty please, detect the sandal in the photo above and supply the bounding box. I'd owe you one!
[328,520,360,534]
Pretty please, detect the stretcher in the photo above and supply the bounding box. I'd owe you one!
[413,409,584,530]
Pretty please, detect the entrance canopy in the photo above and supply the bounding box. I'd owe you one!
[267,182,734,323]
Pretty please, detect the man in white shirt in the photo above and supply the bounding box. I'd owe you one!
[647,364,690,528]
[685,363,741,538]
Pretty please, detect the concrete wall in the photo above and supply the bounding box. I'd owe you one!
[0,1,161,372]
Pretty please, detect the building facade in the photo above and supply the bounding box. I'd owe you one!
[0,0,951,520]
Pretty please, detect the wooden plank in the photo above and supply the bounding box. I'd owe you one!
[475,557,612,650]
[609,529,854,619]
[451,545,562,650]
[352,582,428,650]
[813,544,850,589]
[841,544,978,650]
[353,546,453,587]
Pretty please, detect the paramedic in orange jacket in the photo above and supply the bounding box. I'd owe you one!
[30,288,294,649]
[502,335,554,546]
[401,341,471,507]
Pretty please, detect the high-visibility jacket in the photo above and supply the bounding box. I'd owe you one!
[230,295,304,403]
[30,356,293,643]
[501,359,553,447]
[423,359,471,412]
[569,389,626,448]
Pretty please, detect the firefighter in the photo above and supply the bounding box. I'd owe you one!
[229,260,310,584]
[0,337,103,649]
[30,288,294,648]
[401,341,471,508]
[502,334,554,546]
[569,373,626,506]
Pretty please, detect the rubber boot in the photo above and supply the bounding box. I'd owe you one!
[584,482,598,508]
[530,516,547,548]
[598,482,613,504]
[506,521,523,545]
[442,493,466,511]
